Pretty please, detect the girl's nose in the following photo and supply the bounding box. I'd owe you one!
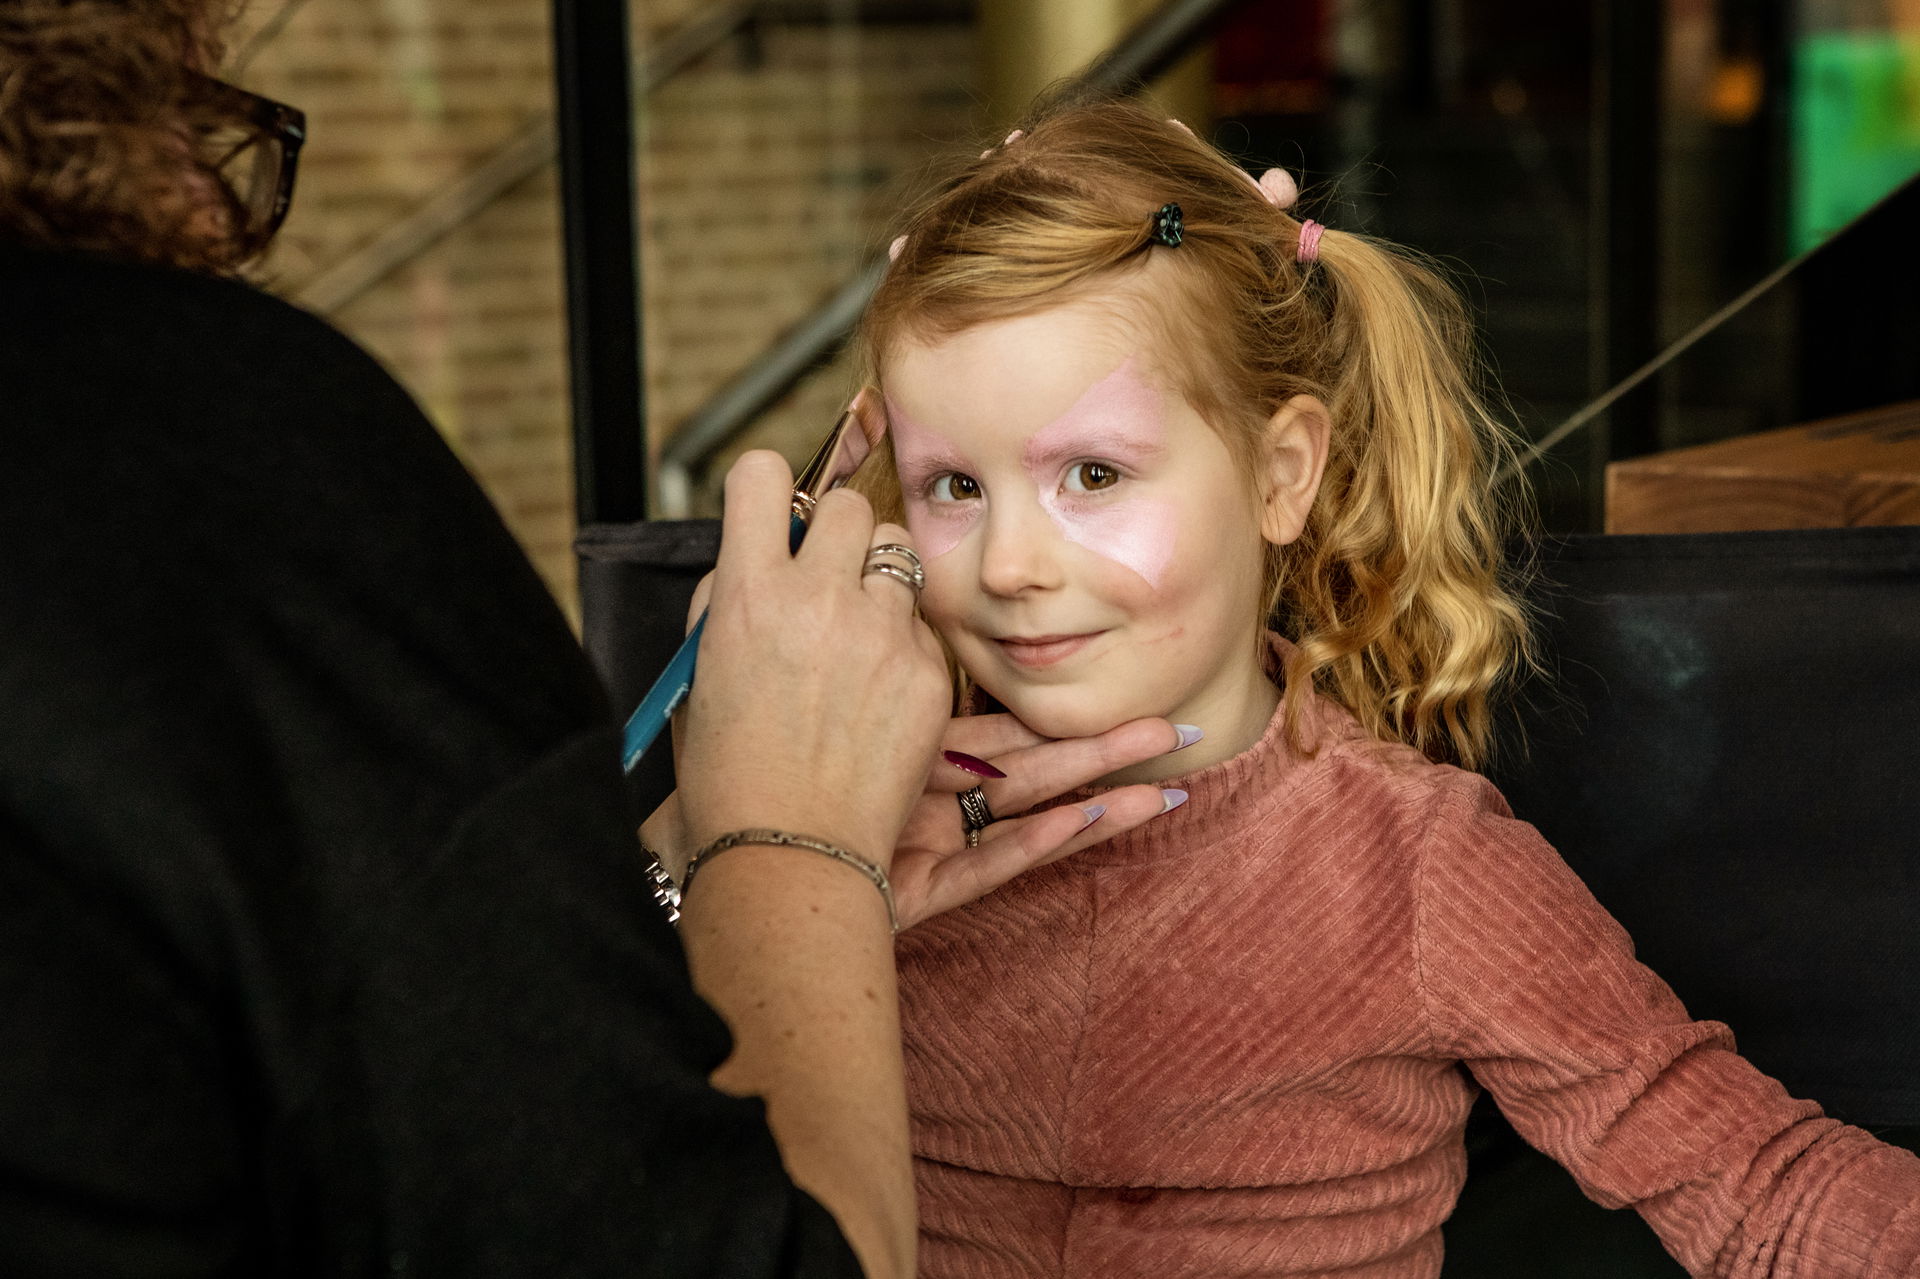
[977,496,1066,597]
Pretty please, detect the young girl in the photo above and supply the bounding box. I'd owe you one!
[852,99,1920,1278]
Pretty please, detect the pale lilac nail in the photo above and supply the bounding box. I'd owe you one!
[1159,788,1189,814]
[944,750,1007,779]
[1171,724,1204,751]
[1078,804,1107,829]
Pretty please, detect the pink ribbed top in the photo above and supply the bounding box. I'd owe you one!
[895,645,1920,1278]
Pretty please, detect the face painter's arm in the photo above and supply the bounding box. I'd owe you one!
[670,451,949,1279]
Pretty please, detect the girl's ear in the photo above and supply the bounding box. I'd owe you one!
[1258,395,1331,547]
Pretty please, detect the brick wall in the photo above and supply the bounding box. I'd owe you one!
[231,0,978,626]
[643,18,978,507]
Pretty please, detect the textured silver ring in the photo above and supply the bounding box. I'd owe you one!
[863,561,924,594]
[868,541,923,575]
[863,543,926,591]
[957,784,995,833]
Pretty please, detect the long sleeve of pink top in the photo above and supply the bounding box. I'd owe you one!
[895,650,1920,1278]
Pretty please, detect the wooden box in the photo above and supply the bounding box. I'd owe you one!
[1605,400,1920,534]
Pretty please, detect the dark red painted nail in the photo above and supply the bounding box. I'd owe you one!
[943,750,1008,779]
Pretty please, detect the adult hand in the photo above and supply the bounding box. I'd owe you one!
[672,450,950,872]
[888,714,1194,929]
[643,712,1192,925]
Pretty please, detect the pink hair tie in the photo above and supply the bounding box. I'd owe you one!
[1295,219,1325,264]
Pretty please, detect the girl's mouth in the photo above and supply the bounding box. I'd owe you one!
[994,632,1100,669]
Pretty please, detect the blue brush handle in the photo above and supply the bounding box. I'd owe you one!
[620,510,810,773]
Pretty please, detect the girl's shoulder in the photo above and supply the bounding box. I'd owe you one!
[1298,692,1523,844]
[1308,713,1594,921]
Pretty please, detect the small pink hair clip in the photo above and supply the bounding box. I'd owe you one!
[1166,119,1301,212]
[1256,168,1299,209]
[888,234,907,263]
[1295,219,1325,264]
[980,128,1024,158]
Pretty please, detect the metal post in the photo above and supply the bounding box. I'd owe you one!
[555,0,648,525]
[1587,0,1664,515]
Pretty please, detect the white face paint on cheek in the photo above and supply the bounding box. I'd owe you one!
[885,396,979,560]
[1041,492,1177,589]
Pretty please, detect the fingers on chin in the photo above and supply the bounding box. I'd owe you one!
[1101,716,1183,768]
[942,712,1048,757]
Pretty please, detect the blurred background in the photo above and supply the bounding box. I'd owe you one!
[228,0,1920,625]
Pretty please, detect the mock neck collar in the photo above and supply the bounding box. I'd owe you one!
[1046,632,1365,866]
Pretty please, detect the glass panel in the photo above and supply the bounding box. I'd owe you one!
[636,3,979,516]
[624,0,1913,535]
[1217,0,1601,529]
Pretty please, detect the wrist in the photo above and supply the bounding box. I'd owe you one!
[685,828,898,933]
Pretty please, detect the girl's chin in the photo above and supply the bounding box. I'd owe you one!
[980,684,1146,741]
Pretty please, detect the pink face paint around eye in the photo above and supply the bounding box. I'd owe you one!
[1021,359,1177,589]
[885,394,980,560]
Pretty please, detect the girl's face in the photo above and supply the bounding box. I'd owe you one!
[885,297,1279,744]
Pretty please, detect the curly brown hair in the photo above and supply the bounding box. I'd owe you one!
[0,0,258,274]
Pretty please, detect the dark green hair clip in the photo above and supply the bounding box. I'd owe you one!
[1149,202,1184,248]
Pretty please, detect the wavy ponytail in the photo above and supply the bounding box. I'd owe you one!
[1274,229,1534,767]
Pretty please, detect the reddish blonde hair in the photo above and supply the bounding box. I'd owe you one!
[0,0,257,274]
[856,96,1534,768]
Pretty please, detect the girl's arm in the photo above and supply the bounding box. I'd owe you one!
[1415,776,1920,1278]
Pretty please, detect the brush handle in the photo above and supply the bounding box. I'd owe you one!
[619,510,810,773]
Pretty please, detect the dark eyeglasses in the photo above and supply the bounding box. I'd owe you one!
[185,71,307,251]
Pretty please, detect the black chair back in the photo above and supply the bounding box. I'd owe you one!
[1453,525,1920,1276]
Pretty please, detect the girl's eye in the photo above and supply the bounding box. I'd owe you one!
[1064,461,1121,494]
[929,472,982,503]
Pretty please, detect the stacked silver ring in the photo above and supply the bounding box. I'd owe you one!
[957,784,995,848]
[862,541,925,594]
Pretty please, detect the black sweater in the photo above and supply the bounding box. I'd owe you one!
[0,244,859,1278]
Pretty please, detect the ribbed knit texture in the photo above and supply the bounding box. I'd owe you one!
[896,638,1920,1277]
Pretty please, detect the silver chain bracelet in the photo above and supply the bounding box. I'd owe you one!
[683,828,897,933]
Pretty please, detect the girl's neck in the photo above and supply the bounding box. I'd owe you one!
[1096,642,1282,788]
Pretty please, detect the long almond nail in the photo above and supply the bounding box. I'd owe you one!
[1160,788,1189,813]
[1078,804,1107,829]
[1171,724,1204,750]
[944,750,1008,779]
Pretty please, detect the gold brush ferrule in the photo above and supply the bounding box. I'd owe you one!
[789,406,869,527]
